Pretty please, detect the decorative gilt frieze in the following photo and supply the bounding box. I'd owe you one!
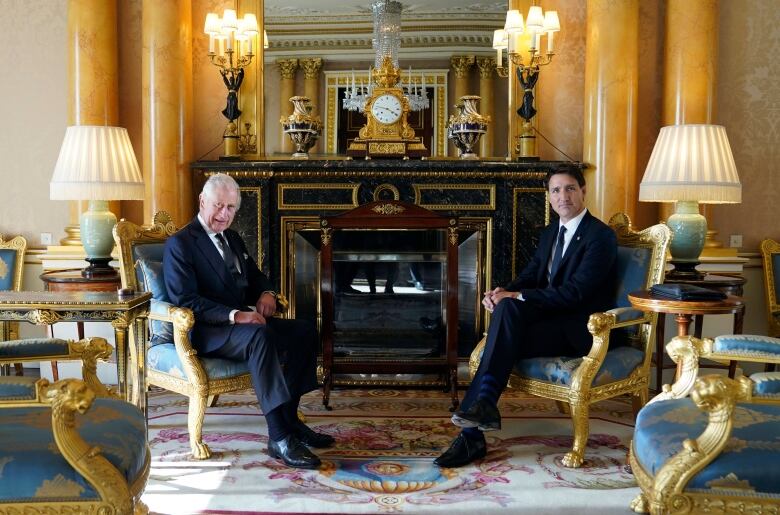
[276,58,299,80]
[300,57,323,80]
[371,203,406,215]
[278,183,359,210]
[450,55,475,79]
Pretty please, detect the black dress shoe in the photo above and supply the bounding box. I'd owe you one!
[295,423,336,448]
[434,432,487,468]
[268,434,322,469]
[451,399,501,431]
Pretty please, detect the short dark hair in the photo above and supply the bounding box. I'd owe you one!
[543,168,586,190]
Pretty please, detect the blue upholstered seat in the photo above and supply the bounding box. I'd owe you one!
[0,338,70,359]
[149,343,249,379]
[516,346,645,386]
[0,376,38,401]
[633,397,780,495]
[713,334,780,358]
[0,397,148,503]
[749,371,780,398]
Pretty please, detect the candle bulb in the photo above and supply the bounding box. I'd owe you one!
[421,73,426,97]
[209,35,215,54]
[547,31,554,53]
[226,33,232,51]
[247,37,253,55]
[535,33,541,53]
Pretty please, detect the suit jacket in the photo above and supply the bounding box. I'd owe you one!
[163,217,273,353]
[504,210,617,348]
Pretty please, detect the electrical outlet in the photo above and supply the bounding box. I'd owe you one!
[40,232,52,246]
[729,234,742,248]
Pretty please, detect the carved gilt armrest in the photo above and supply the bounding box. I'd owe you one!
[643,374,753,514]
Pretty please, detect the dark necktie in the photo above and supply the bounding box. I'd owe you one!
[215,233,242,282]
[549,226,567,283]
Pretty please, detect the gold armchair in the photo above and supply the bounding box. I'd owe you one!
[1,332,148,512]
[0,233,27,376]
[469,213,671,467]
[113,212,254,459]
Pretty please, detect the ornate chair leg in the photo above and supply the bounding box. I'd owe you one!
[631,387,648,416]
[629,493,650,513]
[188,392,212,459]
[563,400,589,468]
[207,394,220,407]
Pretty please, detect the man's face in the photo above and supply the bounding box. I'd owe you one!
[199,186,239,234]
[548,173,586,224]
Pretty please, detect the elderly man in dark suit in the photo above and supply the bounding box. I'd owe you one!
[164,173,332,469]
[435,168,618,468]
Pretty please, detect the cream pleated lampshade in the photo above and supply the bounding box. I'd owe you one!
[639,124,741,204]
[50,125,144,201]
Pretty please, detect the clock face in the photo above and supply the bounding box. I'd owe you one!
[370,94,403,124]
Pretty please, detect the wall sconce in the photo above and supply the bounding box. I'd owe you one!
[204,9,260,157]
[639,124,742,280]
[50,126,144,278]
[494,6,560,158]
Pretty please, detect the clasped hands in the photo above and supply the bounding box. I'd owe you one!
[234,292,278,324]
[482,287,519,313]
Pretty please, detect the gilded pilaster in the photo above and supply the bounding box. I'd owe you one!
[660,0,719,229]
[476,57,496,158]
[582,0,639,221]
[301,58,323,154]
[276,58,299,154]
[65,0,120,244]
[142,0,193,225]
[450,55,475,156]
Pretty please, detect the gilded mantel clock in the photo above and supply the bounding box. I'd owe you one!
[347,57,429,159]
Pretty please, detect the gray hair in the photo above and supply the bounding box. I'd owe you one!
[201,173,241,210]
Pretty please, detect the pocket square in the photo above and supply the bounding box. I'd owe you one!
[650,283,727,301]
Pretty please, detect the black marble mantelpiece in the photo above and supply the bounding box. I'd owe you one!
[190,158,582,355]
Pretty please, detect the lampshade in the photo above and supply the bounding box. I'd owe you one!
[639,124,741,204]
[50,126,144,201]
[242,13,259,35]
[526,6,545,30]
[504,10,524,34]
[493,29,508,50]
[543,11,561,32]
[204,12,221,35]
[221,9,238,32]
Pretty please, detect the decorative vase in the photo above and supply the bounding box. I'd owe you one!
[446,95,490,160]
[280,96,323,159]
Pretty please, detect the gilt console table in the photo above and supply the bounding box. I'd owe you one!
[0,290,151,412]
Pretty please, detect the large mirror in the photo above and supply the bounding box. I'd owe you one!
[263,0,508,157]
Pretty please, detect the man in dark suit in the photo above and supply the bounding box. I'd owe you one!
[435,168,617,468]
[164,173,333,469]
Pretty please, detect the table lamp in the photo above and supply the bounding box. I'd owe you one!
[50,126,144,278]
[639,124,741,280]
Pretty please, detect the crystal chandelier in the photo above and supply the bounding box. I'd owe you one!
[342,0,429,113]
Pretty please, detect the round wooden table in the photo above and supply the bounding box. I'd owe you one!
[39,268,121,380]
[628,289,745,383]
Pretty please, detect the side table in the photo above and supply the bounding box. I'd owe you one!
[628,289,745,389]
[39,269,122,380]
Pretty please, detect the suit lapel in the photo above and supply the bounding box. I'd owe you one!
[553,211,592,279]
[189,221,241,296]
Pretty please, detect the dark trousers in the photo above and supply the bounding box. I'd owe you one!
[461,298,587,412]
[203,317,318,414]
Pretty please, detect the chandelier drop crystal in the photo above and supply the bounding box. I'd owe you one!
[342,0,429,113]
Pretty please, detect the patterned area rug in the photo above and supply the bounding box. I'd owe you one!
[143,388,640,514]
